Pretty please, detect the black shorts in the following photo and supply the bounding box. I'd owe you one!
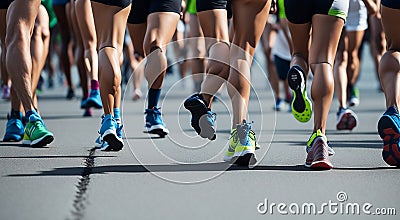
[285,0,349,24]
[196,0,232,19]
[0,0,13,9]
[274,55,291,81]
[382,0,400,9]
[91,0,131,8]
[127,0,182,24]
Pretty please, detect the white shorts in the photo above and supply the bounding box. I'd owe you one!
[345,0,368,31]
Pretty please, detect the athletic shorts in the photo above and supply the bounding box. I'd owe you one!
[127,0,182,24]
[284,0,349,24]
[52,0,69,5]
[196,0,232,19]
[0,0,13,9]
[274,55,291,81]
[91,0,131,8]
[345,0,368,32]
[382,0,400,9]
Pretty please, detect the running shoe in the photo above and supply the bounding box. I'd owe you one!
[307,129,335,156]
[83,108,93,117]
[95,118,123,150]
[274,98,283,111]
[66,88,75,100]
[287,65,312,122]
[184,93,216,140]
[336,107,358,130]
[378,106,400,166]
[99,114,123,151]
[144,107,169,138]
[224,120,258,166]
[305,129,333,169]
[23,114,54,147]
[3,112,24,142]
[85,89,102,109]
[80,98,88,109]
[348,86,360,107]
[2,84,10,100]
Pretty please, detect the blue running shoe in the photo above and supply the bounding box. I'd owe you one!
[115,118,123,139]
[144,107,169,138]
[99,114,123,151]
[3,111,24,142]
[378,106,400,167]
[80,98,87,109]
[85,89,102,109]
[95,119,123,150]
[184,93,216,140]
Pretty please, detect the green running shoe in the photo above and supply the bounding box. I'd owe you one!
[287,65,312,123]
[24,114,54,147]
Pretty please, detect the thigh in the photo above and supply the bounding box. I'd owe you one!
[91,2,131,54]
[287,21,311,60]
[381,5,400,50]
[6,0,41,44]
[128,23,146,57]
[231,0,271,56]
[309,14,344,65]
[144,12,180,54]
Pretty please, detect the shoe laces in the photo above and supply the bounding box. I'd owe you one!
[207,110,216,121]
[237,120,253,145]
[307,129,327,148]
[145,107,162,115]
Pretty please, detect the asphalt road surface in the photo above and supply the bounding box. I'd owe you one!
[0,45,399,220]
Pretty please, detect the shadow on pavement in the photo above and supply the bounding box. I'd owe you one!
[6,163,397,177]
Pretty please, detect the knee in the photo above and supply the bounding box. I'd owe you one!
[206,60,230,80]
[144,40,164,56]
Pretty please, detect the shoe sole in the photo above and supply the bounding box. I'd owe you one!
[85,99,102,109]
[378,115,399,139]
[3,135,23,142]
[144,125,169,138]
[31,134,54,148]
[232,153,257,167]
[199,115,216,140]
[305,160,333,170]
[288,68,312,123]
[348,98,359,107]
[102,133,123,151]
[378,115,400,166]
[337,112,357,130]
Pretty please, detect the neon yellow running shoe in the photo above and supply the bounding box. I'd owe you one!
[224,120,258,166]
[288,65,312,123]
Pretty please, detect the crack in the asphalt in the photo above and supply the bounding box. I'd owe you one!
[67,148,96,220]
